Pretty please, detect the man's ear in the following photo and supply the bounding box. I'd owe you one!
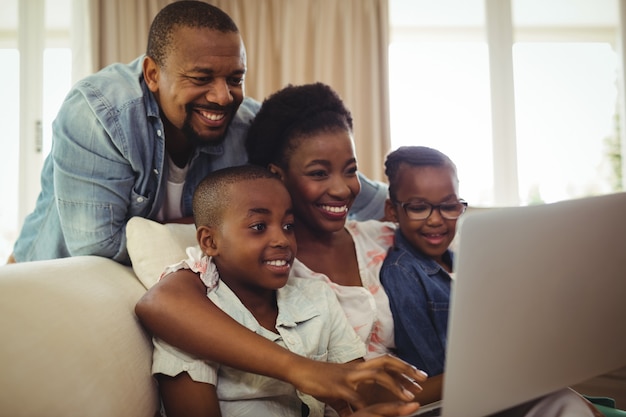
[384,198,399,222]
[142,56,160,93]
[268,163,285,181]
[197,225,219,256]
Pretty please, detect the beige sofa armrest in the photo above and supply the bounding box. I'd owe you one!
[0,256,157,417]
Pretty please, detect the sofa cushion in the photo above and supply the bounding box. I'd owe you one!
[0,256,157,417]
[126,217,197,289]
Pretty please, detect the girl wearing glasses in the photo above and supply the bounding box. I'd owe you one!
[381,146,466,378]
[379,146,602,417]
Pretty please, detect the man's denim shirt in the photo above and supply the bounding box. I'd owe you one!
[380,229,454,376]
[13,56,259,265]
[13,56,386,264]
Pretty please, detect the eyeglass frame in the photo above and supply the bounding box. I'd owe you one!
[393,199,468,220]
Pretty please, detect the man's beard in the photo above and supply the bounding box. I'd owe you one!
[181,103,228,147]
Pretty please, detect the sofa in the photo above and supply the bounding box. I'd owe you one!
[0,255,157,416]
[0,218,198,417]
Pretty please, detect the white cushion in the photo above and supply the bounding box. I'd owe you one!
[126,217,197,289]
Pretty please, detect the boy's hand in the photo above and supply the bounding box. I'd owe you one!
[286,354,427,409]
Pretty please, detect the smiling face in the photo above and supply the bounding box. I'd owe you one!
[200,178,296,297]
[272,129,361,235]
[144,26,246,145]
[385,163,460,265]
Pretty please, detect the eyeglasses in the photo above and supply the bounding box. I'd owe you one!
[394,199,468,221]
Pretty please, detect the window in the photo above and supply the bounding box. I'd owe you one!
[513,42,619,204]
[0,45,20,261]
[0,0,72,261]
[389,0,622,207]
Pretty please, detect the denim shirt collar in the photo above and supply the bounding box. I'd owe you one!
[142,75,161,121]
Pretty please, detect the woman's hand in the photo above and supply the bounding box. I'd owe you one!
[286,355,427,409]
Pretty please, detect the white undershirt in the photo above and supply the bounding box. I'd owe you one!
[156,155,189,222]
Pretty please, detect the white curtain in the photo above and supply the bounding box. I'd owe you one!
[70,0,96,84]
[73,0,390,180]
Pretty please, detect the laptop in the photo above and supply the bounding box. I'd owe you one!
[410,192,626,417]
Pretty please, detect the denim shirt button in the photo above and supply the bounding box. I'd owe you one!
[156,129,162,137]
[137,197,144,203]
[153,169,159,175]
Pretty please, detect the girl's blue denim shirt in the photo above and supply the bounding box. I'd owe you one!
[380,229,454,376]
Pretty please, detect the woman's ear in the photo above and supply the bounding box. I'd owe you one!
[268,163,285,181]
[384,198,399,222]
[197,225,219,256]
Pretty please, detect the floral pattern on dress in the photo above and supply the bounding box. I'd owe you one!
[160,246,219,292]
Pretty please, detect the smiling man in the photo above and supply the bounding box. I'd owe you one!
[10,1,387,265]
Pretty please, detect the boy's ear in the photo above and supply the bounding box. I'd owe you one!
[384,198,399,222]
[197,225,219,256]
[268,163,285,180]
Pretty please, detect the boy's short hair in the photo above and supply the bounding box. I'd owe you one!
[192,165,280,228]
[385,146,458,201]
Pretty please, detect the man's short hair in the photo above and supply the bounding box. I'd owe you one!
[147,0,239,67]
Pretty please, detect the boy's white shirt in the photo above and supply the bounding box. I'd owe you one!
[152,246,365,417]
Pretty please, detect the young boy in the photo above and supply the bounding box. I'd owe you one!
[150,165,422,417]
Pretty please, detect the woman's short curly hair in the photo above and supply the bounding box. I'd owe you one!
[245,82,353,169]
